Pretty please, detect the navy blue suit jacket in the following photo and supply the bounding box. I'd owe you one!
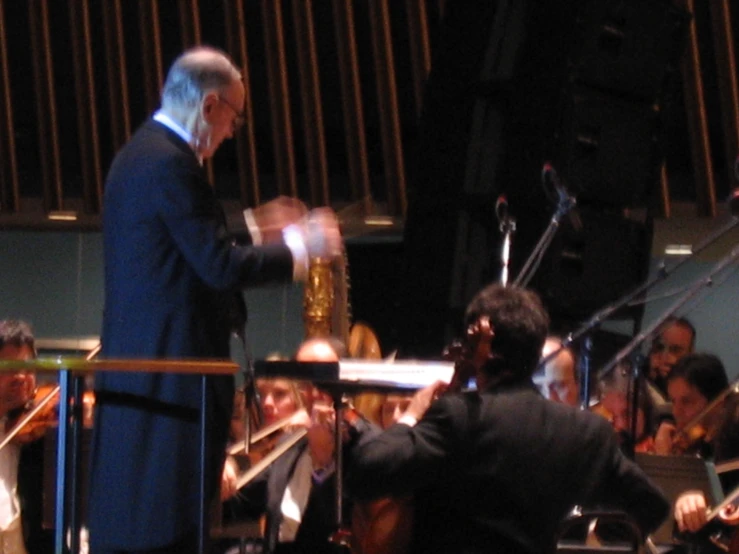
[88,119,295,550]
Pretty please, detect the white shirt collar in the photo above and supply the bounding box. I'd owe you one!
[152,110,193,143]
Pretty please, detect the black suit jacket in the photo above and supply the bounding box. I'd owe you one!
[88,118,295,550]
[227,417,379,554]
[350,381,669,554]
[264,438,338,553]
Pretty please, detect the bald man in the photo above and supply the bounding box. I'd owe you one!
[533,337,580,407]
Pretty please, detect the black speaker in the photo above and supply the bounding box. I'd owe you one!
[399,0,687,354]
[571,0,690,102]
[558,87,662,209]
[532,207,651,322]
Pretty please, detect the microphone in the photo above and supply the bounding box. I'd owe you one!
[541,162,582,231]
[541,162,570,204]
[495,194,515,233]
[495,194,508,223]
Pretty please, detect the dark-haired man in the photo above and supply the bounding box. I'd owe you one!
[349,284,669,554]
[647,317,696,402]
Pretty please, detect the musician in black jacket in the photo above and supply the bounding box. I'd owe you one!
[349,284,669,554]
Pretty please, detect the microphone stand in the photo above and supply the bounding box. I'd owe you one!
[539,215,739,408]
[236,329,261,456]
[499,214,516,286]
[514,193,576,288]
[598,242,739,458]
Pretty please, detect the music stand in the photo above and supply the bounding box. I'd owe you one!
[635,453,724,546]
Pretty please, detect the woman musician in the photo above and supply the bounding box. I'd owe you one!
[674,390,739,553]
[219,338,378,554]
[653,353,729,458]
[654,354,739,553]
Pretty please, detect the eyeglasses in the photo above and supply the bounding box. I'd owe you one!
[218,95,245,131]
[650,341,688,357]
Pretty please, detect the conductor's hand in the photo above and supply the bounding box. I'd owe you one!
[304,208,342,258]
[402,380,448,423]
[252,196,308,244]
[674,490,709,533]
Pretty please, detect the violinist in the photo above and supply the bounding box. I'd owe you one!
[595,364,656,454]
[349,284,669,554]
[653,353,728,457]
[672,387,739,553]
[646,317,696,406]
[221,338,378,554]
[0,319,51,554]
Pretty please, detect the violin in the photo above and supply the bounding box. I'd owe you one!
[3,344,100,446]
[6,383,60,444]
[669,379,739,455]
[675,483,739,552]
[4,384,95,445]
[590,402,614,423]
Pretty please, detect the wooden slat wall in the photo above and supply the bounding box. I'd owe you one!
[0,1,733,226]
[0,0,19,213]
[708,1,739,202]
[0,1,442,226]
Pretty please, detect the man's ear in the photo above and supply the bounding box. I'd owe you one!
[201,92,219,122]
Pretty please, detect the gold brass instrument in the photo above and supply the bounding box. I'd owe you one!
[304,256,337,339]
[0,342,101,451]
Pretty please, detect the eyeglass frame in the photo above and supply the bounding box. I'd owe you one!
[217,94,245,131]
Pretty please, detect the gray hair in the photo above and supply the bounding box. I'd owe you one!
[0,319,35,352]
[161,46,242,110]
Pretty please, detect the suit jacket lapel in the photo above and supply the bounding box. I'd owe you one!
[266,437,308,546]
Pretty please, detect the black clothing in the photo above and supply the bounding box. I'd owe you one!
[350,381,670,554]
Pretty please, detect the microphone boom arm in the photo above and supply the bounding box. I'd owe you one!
[513,194,575,288]
[598,242,739,381]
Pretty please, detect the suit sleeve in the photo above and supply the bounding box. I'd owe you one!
[156,155,294,290]
[596,428,670,536]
